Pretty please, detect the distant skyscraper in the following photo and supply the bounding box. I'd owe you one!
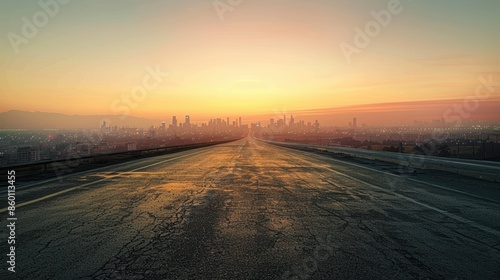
[270,118,275,126]
[353,117,357,128]
[238,117,242,127]
[284,115,286,126]
[172,116,177,127]
[290,115,295,127]
[227,117,230,127]
[185,115,190,125]
[161,121,166,130]
[277,119,284,127]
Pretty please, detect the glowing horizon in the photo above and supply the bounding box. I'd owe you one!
[1,0,499,124]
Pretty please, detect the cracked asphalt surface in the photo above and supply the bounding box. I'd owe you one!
[2,137,500,279]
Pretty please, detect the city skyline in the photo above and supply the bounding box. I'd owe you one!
[1,2,499,278]
[2,94,500,129]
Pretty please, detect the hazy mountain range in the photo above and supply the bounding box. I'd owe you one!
[0,110,162,129]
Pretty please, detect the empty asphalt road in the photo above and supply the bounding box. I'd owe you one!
[2,138,500,279]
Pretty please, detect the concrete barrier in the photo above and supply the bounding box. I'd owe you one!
[0,138,242,178]
[261,139,500,183]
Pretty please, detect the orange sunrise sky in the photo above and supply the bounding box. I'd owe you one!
[1,0,499,125]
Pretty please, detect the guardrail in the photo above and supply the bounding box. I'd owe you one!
[259,139,500,183]
[0,138,242,178]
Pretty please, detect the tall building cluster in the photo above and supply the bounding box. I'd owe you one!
[153,114,248,135]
